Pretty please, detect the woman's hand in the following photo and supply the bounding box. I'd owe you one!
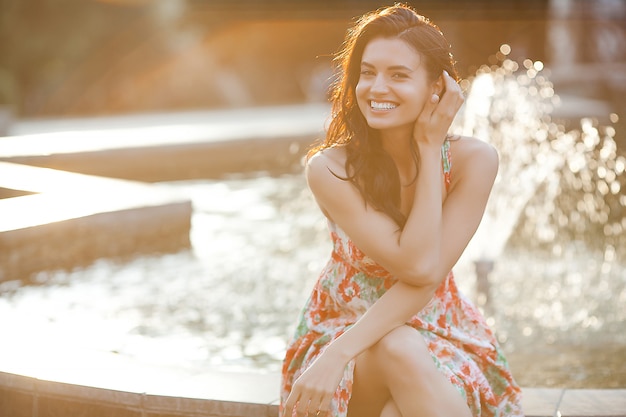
[413,70,464,148]
[283,348,348,417]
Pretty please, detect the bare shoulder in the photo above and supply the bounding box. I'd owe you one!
[305,145,361,220]
[450,136,499,176]
[449,136,498,185]
[306,145,348,183]
[450,136,497,162]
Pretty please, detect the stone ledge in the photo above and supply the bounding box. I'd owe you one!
[0,104,329,181]
[558,388,626,417]
[521,387,626,417]
[0,371,279,417]
[0,162,192,280]
[1,371,625,417]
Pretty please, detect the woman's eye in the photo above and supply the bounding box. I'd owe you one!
[392,72,408,79]
[360,70,374,76]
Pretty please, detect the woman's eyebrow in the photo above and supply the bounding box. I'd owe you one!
[360,61,414,72]
[388,65,414,72]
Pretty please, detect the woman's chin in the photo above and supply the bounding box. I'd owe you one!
[366,119,414,134]
[365,118,395,130]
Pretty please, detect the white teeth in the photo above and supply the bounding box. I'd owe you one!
[371,101,397,110]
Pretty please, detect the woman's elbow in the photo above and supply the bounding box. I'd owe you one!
[397,257,441,288]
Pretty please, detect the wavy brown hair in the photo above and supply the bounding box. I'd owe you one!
[309,3,459,228]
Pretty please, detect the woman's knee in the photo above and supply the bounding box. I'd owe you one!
[360,325,438,390]
[373,325,431,365]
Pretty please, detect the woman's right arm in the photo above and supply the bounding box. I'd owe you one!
[307,144,442,284]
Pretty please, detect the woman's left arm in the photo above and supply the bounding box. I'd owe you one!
[284,138,499,416]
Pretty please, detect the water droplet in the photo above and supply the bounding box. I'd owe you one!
[610,181,621,195]
[615,157,625,175]
[605,126,615,137]
[540,86,554,98]
[605,169,616,182]
[502,59,518,72]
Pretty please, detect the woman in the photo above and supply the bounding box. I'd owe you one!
[281,4,523,417]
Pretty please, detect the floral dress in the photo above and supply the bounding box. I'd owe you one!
[280,141,524,417]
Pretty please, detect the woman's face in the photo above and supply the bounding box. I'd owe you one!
[355,37,434,135]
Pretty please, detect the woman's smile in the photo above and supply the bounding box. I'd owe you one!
[370,100,398,111]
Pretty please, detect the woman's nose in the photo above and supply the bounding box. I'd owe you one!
[370,74,389,93]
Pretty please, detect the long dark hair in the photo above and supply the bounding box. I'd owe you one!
[309,3,458,228]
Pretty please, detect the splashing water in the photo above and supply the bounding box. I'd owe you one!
[453,55,626,264]
[447,53,626,387]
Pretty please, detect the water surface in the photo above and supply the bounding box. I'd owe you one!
[1,173,624,388]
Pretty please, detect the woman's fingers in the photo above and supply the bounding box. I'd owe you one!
[429,71,464,126]
[284,351,345,416]
[295,398,308,416]
[283,387,299,416]
[284,385,333,417]
[414,71,462,146]
[438,70,464,114]
[317,392,333,416]
[312,388,336,416]
[419,71,462,119]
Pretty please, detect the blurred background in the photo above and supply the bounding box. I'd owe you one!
[0,0,625,399]
[0,0,623,131]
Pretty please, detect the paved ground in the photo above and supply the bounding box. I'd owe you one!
[1,367,625,417]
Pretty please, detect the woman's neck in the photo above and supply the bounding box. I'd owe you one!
[380,126,416,183]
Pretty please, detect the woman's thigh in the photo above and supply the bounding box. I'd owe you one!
[346,343,390,417]
[347,325,432,417]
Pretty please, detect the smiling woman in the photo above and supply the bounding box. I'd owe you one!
[280,4,523,417]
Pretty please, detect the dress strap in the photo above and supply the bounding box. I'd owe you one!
[441,139,452,189]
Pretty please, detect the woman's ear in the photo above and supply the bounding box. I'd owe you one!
[432,73,445,95]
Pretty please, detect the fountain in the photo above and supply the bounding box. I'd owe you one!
[448,50,626,387]
[452,51,625,309]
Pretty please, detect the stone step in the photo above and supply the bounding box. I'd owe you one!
[0,104,329,181]
[0,162,192,280]
[1,370,624,417]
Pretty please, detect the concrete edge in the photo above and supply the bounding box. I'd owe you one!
[2,371,625,417]
[0,371,279,417]
[0,162,193,280]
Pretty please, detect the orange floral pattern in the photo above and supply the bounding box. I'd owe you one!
[281,141,523,416]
